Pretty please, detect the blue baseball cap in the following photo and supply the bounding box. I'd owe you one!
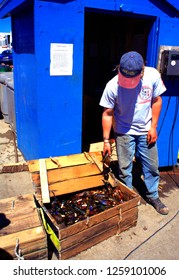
[118,51,144,88]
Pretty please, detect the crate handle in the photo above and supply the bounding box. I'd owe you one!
[14,239,25,260]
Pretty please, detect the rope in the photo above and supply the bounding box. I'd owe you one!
[14,239,25,260]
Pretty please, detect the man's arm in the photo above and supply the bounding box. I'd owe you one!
[147,96,162,145]
[102,108,114,155]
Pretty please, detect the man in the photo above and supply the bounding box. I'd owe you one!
[99,51,169,215]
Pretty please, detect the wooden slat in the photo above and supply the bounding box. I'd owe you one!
[60,207,138,260]
[61,215,119,250]
[0,210,41,236]
[31,162,101,187]
[118,207,138,234]
[0,226,47,259]
[2,247,48,260]
[48,174,105,197]
[28,153,93,173]
[59,207,122,239]
[18,249,48,260]
[0,226,45,248]
[60,227,117,260]
[39,159,50,203]
[0,194,35,213]
[88,152,103,172]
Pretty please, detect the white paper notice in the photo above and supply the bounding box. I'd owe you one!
[50,43,73,76]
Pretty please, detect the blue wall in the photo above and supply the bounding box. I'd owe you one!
[0,0,179,167]
[12,1,84,159]
[0,17,11,32]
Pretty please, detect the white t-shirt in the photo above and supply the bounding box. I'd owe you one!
[99,67,166,135]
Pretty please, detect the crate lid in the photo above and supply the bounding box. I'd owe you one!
[28,152,109,203]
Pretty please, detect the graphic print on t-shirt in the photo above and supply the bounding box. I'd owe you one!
[138,86,152,104]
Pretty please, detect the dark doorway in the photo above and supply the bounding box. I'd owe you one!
[82,9,155,151]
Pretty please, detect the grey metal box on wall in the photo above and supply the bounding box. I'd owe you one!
[6,80,16,133]
[0,72,13,124]
[0,74,9,123]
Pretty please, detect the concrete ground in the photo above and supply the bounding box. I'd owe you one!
[0,119,33,198]
[0,118,179,260]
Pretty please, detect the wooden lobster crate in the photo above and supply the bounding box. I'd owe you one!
[0,193,48,260]
[28,152,140,260]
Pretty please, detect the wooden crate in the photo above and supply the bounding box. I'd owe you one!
[28,152,140,260]
[0,193,48,260]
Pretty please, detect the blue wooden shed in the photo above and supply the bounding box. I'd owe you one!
[0,0,179,167]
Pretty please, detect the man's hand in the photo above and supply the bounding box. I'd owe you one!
[103,142,112,156]
[147,96,162,145]
[147,127,158,145]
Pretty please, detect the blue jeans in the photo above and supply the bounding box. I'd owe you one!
[115,134,159,199]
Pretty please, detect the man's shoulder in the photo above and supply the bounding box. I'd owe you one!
[144,66,160,75]
[143,67,161,83]
[106,75,118,88]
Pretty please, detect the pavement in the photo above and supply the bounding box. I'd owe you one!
[0,118,179,260]
[0,119,33,198]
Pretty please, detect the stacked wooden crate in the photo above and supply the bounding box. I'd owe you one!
[0,193,48,260]
[28,152,141,260]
